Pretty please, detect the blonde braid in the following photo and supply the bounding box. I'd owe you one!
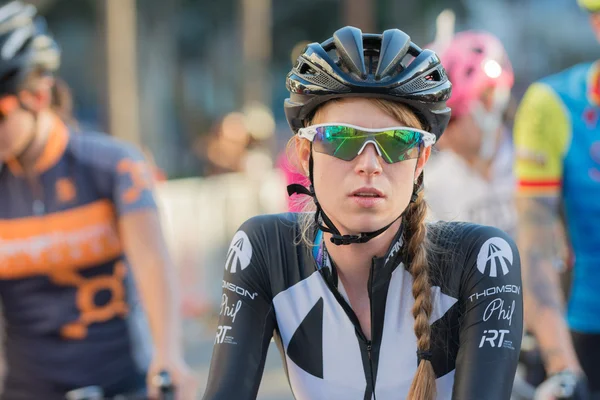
[405,189,436,400]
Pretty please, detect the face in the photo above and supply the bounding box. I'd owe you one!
[0,78,53,162]
[442,113,484,158]
[297,98,431,235]
[443,85,508,160]
[0,102,35,161]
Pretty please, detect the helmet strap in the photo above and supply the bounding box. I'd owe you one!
[286,144,422,246]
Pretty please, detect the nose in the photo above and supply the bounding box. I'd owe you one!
[354,142,383,176]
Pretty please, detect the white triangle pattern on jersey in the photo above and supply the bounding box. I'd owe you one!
[273,272,366,399]
[272,266,458,400]
[375,267,457,399]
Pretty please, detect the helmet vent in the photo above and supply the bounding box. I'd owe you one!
[401,54,416,69]
[302,70,348,92]
[298,62,317,76]
[326,48,340,65]
[424,70,442,82]
[394,69,445,94]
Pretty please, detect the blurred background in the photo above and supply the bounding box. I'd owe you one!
[27,0,599,398]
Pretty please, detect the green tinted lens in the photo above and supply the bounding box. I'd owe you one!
[374,129,422,163]
[312,126,422,163]
[313,126,367,161]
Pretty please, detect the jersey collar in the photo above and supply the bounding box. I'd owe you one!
[6,115,69,176]
[314,220,406,273]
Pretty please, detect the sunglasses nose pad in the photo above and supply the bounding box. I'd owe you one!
[357,140,383,158]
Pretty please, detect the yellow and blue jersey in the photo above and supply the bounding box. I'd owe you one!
[514,62,600,333]
[0,116,154,399]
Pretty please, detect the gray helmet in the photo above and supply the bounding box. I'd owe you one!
[284,26,452,139]
[0,1,60,96]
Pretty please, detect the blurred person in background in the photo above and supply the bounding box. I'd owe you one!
[203,112,251,176]
[513,0,600,398]
[424,12,517,237]
[204,26,522,400]
[0,2,196,399]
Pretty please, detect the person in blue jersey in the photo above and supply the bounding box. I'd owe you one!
[0,2,196,399]
[203,26,523,400]
[513,1,600,399]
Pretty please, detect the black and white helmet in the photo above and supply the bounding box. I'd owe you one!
[285,26,452,139]
[0,1,60,96]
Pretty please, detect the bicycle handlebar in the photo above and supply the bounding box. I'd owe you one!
[65,370,175,400]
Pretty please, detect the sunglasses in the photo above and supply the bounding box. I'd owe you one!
[297,123,436,164]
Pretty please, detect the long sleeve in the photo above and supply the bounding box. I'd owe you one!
[203,217,277,400]
[452,225,523,399]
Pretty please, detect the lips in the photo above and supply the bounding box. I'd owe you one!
[350,187,385,208]
[350,187,385,198]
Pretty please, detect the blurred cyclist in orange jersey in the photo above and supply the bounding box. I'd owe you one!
[0,2,196,399]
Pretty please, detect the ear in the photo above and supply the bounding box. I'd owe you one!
[414,146,431,179]
[295,136,311,176]
[18,76,54,112]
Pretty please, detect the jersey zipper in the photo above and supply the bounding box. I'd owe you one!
[318,267,376,396]
[367,258,377,400]
[26,173,45,215]
[317,247,379,399]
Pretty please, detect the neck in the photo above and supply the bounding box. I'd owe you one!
[323,218,402,289]
[16,111,53,173]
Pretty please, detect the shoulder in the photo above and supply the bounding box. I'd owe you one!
[518,81,563,113]
[540,62,593,90]
[428,221,516,255]
[238,212,301,238]
[232,212,303,260]
[518,63,592,113]
[67,131,145,173]
[514,80,570,142]
[427,222,519,286]
[223,213,307,297]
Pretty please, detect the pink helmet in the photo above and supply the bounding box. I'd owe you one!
[437,31,514,118]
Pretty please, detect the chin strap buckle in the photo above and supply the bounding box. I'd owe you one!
[330,234,362,245]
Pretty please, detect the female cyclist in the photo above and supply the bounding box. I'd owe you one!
[204,26,523,400]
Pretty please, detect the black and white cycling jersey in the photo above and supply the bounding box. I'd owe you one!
[203,213,523,400]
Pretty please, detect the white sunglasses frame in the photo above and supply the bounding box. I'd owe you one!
[297,123,436,161]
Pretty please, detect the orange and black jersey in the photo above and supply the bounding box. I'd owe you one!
[0,116,156,399]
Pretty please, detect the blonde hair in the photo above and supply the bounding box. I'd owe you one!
[286,98,437,400]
